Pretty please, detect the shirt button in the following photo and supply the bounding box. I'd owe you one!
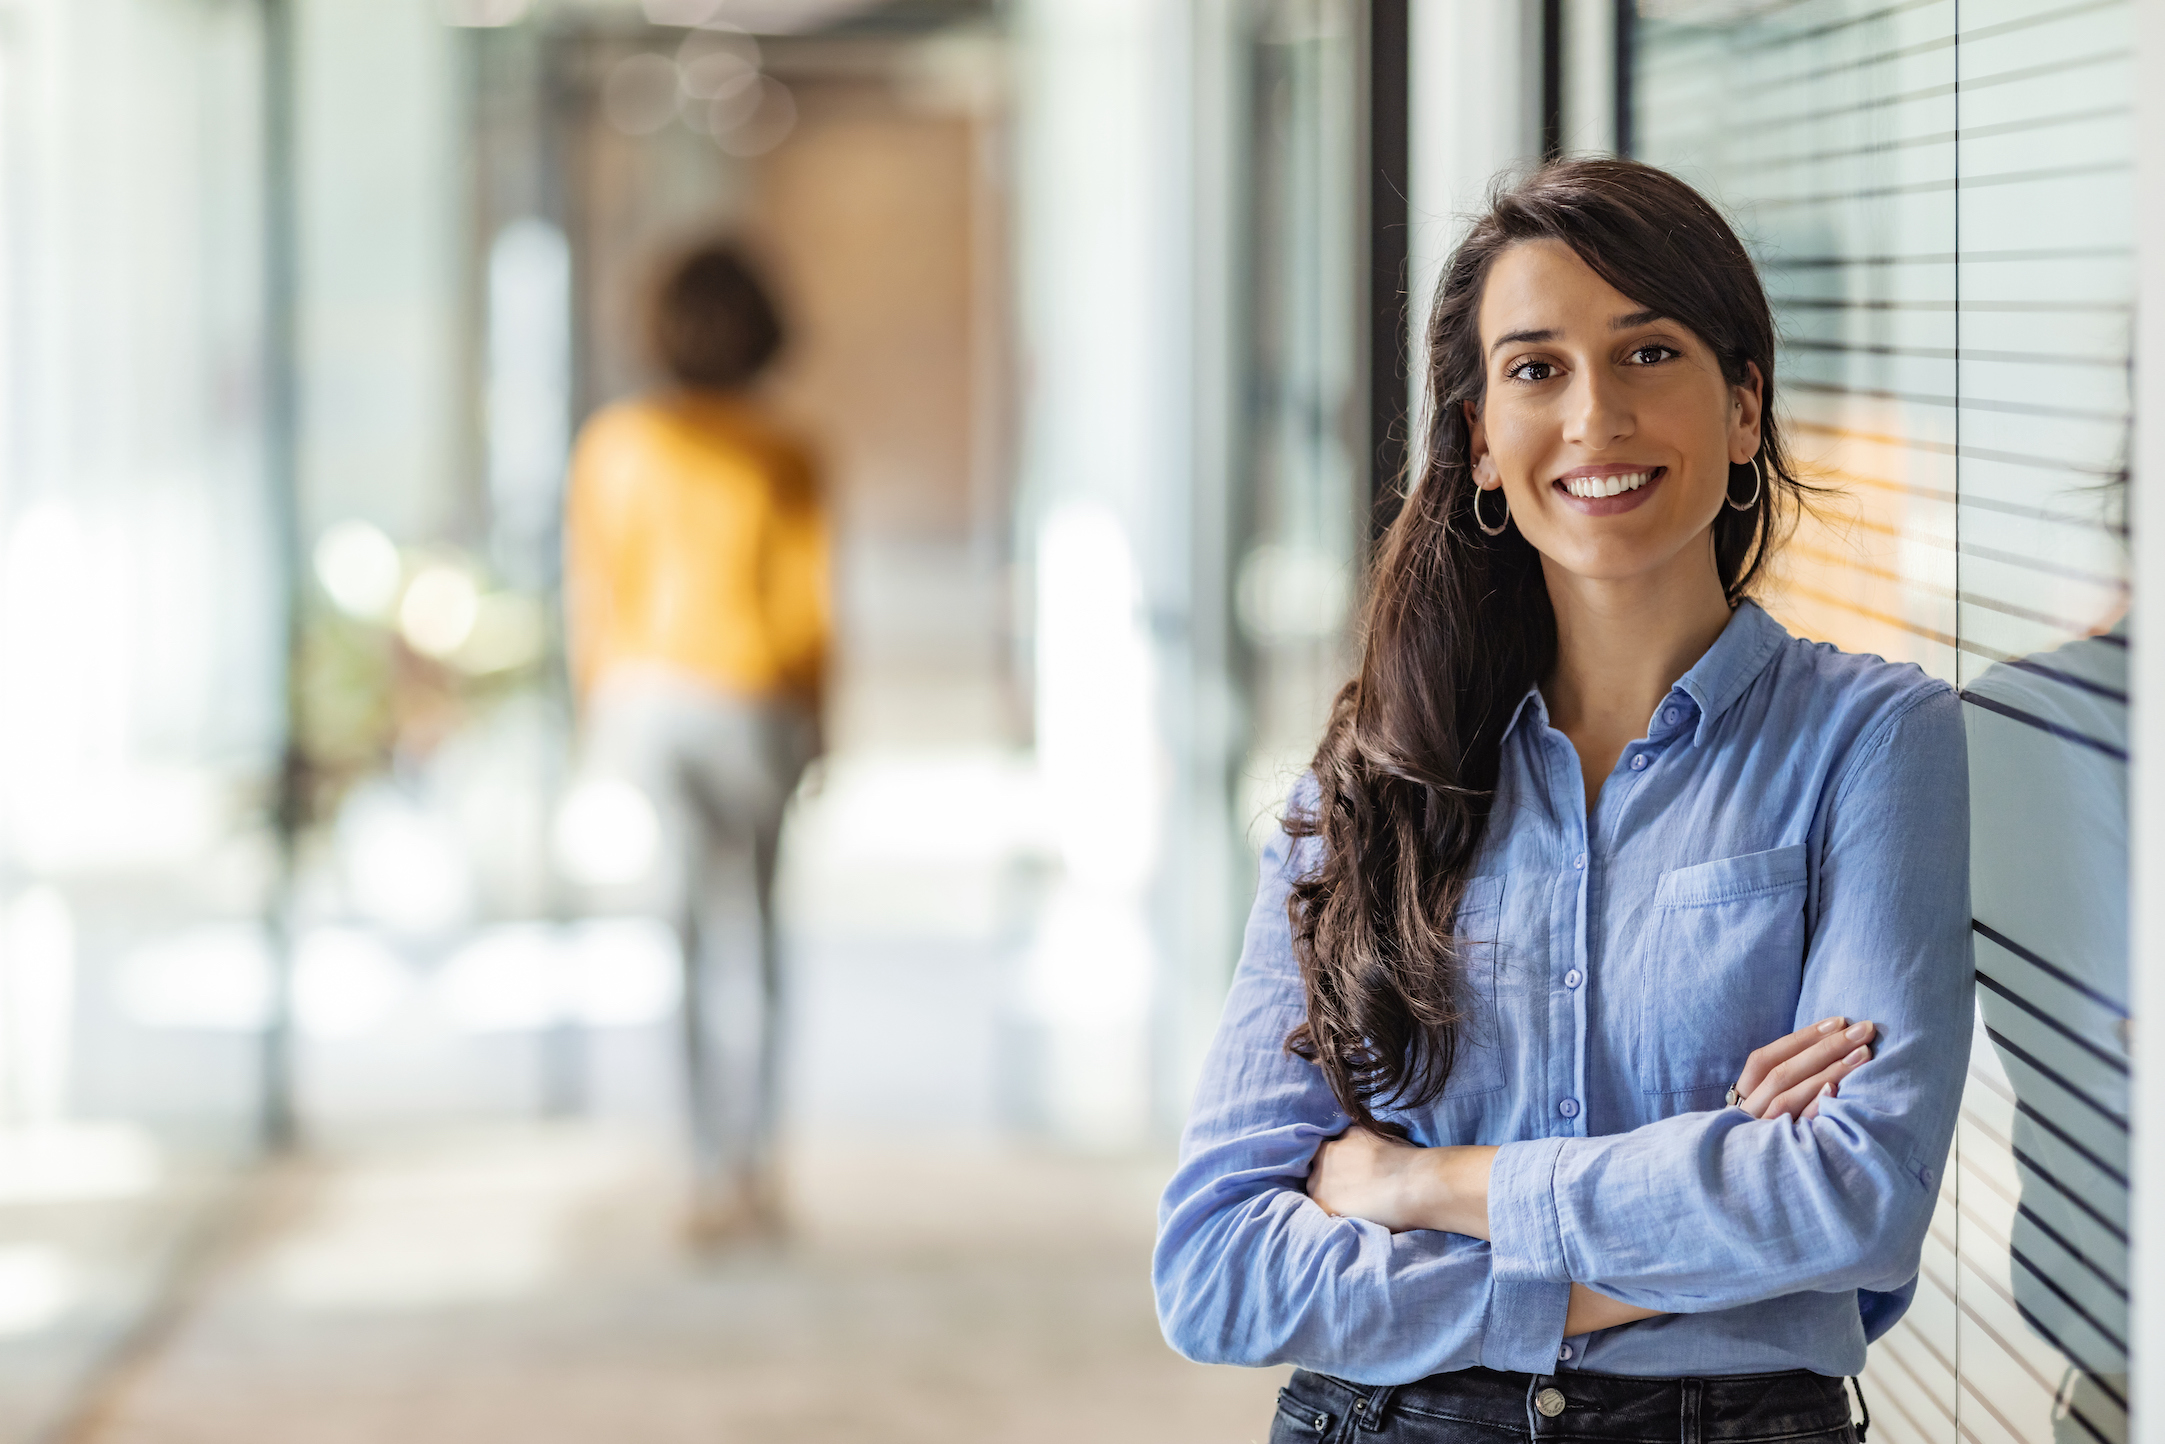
[1564,969,1582,989]
[1559,1343,1575,1362]
[1558,1097,1580,1119]
[1662,706,1681,726]
[1629,754,1649,771]
[1573,853,1586,870]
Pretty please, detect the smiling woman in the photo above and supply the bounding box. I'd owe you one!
[1154,162,1973,1439]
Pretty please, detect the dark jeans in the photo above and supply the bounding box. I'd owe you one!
[1270,1366,1859,1444]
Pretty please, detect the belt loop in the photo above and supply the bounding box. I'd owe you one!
[1847,1376,1872,1444]
[1525,1375,1543,1440]
[1361,1385,1398,1432]
[1680,1378,1703,1444]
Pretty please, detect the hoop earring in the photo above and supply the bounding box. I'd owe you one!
[1473,485,1510,537]
[1726,455,1763,512]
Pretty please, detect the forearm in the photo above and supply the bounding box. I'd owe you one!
[1307,1137,1660,1338]
[1565,1282,1661,1334]
[1156,1175,1534,1377]
[1487,1107,1943,1311]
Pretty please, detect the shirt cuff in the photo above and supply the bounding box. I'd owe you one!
[1481,1277,1571,1373]
[1487,1136,1571,1283]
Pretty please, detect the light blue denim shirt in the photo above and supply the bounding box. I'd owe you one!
[1155,600,1972,1380]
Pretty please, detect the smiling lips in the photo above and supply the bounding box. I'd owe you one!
[1559,467,1662,499]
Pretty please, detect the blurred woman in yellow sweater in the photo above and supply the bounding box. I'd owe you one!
[565,242,827,1242]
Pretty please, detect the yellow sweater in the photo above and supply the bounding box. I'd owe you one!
[565,393,828,708]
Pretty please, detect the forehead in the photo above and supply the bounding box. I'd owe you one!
[1477,238,1646,341]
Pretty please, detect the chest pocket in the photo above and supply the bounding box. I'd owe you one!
[1440,874,1509,1097]
[1638,845,1808,1099]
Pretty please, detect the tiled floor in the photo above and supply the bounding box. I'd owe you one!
[71,1127,1287,1444]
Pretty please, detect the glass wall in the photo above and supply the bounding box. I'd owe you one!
[1635,3,2134,1439]
[1229,1,1363,840]
[0,0,281,1431]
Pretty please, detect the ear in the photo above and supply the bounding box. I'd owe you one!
[1463,397,1490,468]
[1729,359,1765,464]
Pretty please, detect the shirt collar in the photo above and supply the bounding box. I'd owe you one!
[1672,599,1788,745]
[1497,599,1788,747]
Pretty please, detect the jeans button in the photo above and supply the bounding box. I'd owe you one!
[1536,1388,1567,1418]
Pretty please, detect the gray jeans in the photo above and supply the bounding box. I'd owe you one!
[582,673,815,1192]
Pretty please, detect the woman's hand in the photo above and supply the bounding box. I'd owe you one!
[1308,1137,1664,1338]
[1733,1016,1877,1121]
[1305,1129,1497,1238]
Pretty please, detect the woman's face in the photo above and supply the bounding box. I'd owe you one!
[1464,239,1762,589]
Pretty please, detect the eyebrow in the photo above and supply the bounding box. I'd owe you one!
[1489,328,1555,356]
[1488,309,1675,357]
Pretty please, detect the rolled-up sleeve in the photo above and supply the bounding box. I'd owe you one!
[1153,825,1573,1379]
[1485,687,1972,1311]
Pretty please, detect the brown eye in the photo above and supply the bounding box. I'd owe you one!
[1628,344,1679,366]
[1507,360,1556,382]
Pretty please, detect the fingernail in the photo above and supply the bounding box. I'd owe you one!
[1818,1018,1845,1034]
[1845,1046,1869,1065]
[1845,1021,1872,1042]
[1819,1082,1833,1097]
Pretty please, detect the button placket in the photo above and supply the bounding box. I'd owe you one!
[1567,844,1590,1141]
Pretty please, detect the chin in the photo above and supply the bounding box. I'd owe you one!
[1535,534,1699,586]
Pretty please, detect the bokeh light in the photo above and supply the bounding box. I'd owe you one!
[640,0,725,26]
[712,78,796,157]
[314,520,404,620]
[552,779,662,888]
[293,928,415,1039]
[397,564,482,659]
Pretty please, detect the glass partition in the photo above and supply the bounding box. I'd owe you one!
[1230,0,1364,838]
[1634,2,2134,1440]
[0,0,280,1434]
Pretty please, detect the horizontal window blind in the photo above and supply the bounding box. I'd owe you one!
[1634,2,2132,1440]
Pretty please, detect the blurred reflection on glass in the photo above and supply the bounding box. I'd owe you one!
[563,241,826,1243]
[1967,605,2130,1440]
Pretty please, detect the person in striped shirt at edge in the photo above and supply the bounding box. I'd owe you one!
[1155,161,1969,1442]
[565,240,827,1245]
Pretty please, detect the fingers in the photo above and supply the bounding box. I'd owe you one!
[1761,1042,1875,1122]
[1801,1084,1834,1122]
[1740,1020,1876,1118]
[1736,1016,1850,1098]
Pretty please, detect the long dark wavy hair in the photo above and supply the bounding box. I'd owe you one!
[1285,159,1811,1133]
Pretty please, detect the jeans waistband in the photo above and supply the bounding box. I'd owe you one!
[1288,1365,1854,1442]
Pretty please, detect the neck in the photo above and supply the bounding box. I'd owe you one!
[1539,548,1735,740]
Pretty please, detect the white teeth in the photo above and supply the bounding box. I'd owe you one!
[1563,470,1653,499]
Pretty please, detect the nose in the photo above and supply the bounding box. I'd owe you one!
[1563,361,1635,452]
